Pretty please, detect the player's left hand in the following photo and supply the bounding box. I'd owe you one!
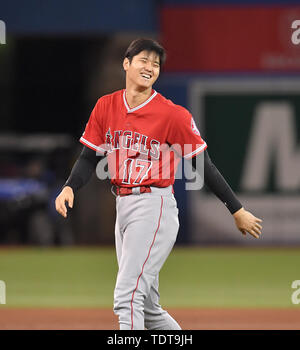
[233,207,262,239]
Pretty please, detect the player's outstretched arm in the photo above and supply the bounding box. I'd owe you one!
[55,145,103,218]
[191,150,262,239]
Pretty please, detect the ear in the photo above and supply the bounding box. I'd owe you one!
[123,57,130,72]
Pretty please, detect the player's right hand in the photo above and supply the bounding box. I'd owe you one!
[55,186,74,218]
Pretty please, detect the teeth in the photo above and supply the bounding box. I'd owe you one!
[141,74,151,79]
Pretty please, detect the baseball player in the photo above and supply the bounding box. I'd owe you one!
[55,38,262,330]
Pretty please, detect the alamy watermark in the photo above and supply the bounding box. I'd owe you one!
[291,280,300,305]
[291,20,300,45]
[0,280,6,304]
[93,140,205,190]
[0,20,6,44]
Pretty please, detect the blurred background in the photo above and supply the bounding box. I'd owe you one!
[0,0,300,247]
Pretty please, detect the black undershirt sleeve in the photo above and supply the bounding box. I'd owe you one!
[192,150,242,215]
[63,145,103,192]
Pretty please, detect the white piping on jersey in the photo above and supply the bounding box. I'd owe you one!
[123,89,158,113]
[80,136,106,154]
[183,142,207,159]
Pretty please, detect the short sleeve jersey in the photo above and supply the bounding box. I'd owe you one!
[80,89,207,188]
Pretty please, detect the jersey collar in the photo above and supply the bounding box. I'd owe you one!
[123,89,157,113]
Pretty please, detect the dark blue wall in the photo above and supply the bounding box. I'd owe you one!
[0,0,157,34]
[2,0,298,35]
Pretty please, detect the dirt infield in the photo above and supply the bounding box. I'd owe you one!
[0,308,300,330]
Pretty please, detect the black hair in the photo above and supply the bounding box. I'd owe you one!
[124,38,166,67]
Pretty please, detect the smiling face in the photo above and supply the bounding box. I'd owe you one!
[123,50,160,90]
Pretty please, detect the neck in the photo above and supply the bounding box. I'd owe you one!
[125,85,152,109]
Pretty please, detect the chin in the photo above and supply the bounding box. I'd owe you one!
[137,81,152,90]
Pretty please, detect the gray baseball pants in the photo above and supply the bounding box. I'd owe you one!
[113,185,181,330]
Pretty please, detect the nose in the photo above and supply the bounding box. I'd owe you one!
[144,61,152,71]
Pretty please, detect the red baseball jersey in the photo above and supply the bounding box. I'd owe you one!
[80,89,207,188]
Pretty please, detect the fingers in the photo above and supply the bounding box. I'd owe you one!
[245,225,262,239]
[69,198,74,208]
[249,229,260,239]
[55,194,74,218]
[240,229,259,239]
[239,224,262,239]
[252,224,262,236]
[253,218,263,235]
[255,223,263,230]
[56,199,67,218]
[66,196,73,209]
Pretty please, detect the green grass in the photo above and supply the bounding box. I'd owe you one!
[159,247,300,308]
[0,246,299,308]
[0,247,118,308]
